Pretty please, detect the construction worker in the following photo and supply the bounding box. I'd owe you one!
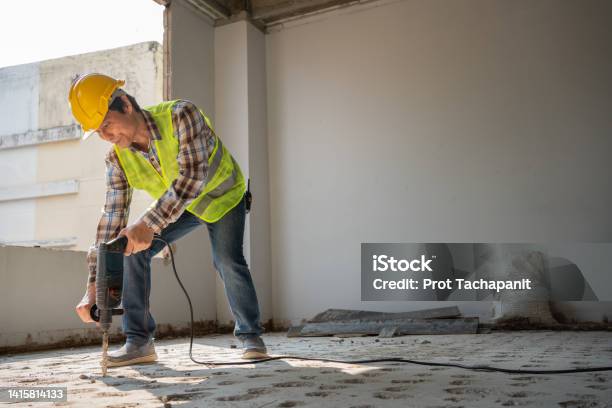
[70,73,267,367]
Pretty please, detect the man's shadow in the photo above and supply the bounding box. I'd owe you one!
[95,336,433,407]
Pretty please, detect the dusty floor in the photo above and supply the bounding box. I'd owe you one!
[1,331,611,407]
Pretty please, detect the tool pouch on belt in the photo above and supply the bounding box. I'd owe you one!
[245,178,252,213]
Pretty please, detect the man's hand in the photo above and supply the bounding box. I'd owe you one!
[119,219,154,255]
[75,283,99,327]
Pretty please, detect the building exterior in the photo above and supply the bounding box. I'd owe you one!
[0,42,163,251]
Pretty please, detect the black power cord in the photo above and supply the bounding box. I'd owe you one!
[153,237,612,374]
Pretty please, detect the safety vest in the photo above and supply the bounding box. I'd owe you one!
[113,100,246,223]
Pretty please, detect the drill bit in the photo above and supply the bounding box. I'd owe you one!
[101,331,109,377]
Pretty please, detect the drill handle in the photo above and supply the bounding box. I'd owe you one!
[105,235,128,252]
[89,304,124,322]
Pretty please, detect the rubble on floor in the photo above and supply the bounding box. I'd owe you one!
[1,331,611,407]
[288,306,478,337]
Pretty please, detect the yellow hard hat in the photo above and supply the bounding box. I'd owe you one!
[68,73,126,140]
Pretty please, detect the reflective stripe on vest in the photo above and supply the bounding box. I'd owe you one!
[113,100,246,223]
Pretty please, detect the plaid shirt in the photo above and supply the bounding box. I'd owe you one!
[85,100,216,286]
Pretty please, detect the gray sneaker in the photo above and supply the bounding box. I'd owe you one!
[240,335,269,359]
[105,339,158,367]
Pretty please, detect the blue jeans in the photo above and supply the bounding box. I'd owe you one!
[121,197,263,346]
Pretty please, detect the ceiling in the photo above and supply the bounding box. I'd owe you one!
[156,0,363,28]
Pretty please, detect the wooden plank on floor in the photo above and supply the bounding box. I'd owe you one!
[298,317,479,337]
[308,306,461,323]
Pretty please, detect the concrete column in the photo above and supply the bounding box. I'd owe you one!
[167,1,218,323]
[215,20,272,328]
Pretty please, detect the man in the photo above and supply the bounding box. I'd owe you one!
[70,73,267,367]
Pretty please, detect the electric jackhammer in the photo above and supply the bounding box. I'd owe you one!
[89,235,127,376]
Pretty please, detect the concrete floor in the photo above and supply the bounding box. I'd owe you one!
[1,331,611,407]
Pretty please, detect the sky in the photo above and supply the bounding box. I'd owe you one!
[0,0,164,69]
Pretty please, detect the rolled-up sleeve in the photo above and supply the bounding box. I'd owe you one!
[85,150,132,287]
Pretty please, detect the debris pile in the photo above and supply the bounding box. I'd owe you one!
[287,306,479,338]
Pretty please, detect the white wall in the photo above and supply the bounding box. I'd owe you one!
[0,245,215,349]
[246,23,273,325]
[265,0,612,323]
[169,1,218,323]
[169,2,274,328]
[169,1,216,115]
[214,21,273,325]
[215,22,250,325]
